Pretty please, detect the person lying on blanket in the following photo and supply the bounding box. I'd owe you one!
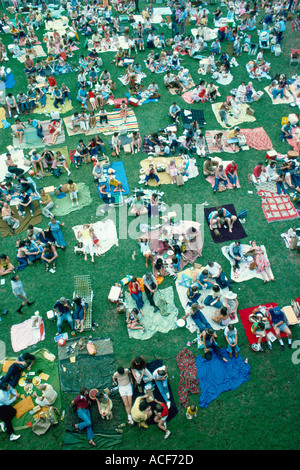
[182,302,213,332]
[208,206,237,233]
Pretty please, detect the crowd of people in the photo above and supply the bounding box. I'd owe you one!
[0,0,299,447]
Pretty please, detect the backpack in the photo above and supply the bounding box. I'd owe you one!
[51,168,62,178]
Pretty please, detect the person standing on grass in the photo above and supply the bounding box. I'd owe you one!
[11,274,35,314]
[0,382,21,442]
[112,366,134,425]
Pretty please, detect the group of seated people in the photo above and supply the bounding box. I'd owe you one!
[250,157,300,194]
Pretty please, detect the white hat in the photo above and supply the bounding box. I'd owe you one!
[225,291,237,299]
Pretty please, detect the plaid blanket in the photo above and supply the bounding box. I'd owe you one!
[257,190,300,223]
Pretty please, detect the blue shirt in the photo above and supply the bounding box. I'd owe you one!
[0,387,17,407]
[270,309,285,325]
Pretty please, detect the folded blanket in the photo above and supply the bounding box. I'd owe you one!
[196,348,251,408]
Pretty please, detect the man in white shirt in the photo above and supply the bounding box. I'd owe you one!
[205,261,231,289]
[152,365,171,408]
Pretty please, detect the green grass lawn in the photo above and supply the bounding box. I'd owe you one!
[0,2,300,451]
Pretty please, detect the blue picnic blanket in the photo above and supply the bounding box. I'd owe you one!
[97,161,130,198]
[196,349,251,408]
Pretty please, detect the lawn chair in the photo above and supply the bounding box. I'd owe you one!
[73,274,93,330]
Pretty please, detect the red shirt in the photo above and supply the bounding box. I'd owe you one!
[129,280,141,295]
[253,165,264,178]
[160,403,169,418]
[225,163,238,175]
[48,76,57,87]
[73,393,90,409]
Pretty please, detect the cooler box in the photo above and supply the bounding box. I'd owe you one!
[119,15,129,23]
[129,97,139,107]
[266,150,277,160]
[108,286,121,303]
[44,185,56,196]
[114,98,127,109]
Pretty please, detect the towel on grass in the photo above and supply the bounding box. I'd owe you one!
[10,318,45,352]
[212,102,256,128]
[124,286,178,340]
[52,182,93,217]
[0,148,30,183]
[196,349,251,408]
[264,84,295,105]
[3,72,15,89]
[34,96,73,115]
[131,358,178,422]
[204,204,247,243]
[0,200,42,238]
[12,119,65,149]
[206,173,241,190]
[239,127,273,150]
[139,155,198,185]
[145,220,203,271]
[98,161,130,196]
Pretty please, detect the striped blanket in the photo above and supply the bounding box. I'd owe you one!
[96,109,139,135]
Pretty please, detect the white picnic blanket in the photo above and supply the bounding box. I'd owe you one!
[0,149,30,182]
[221,243,274,283]
[72,219,118,256]
[175,267,238,333]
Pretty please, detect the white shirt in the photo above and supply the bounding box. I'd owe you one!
[205,262,221,278]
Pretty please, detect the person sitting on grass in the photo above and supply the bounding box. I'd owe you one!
[41,242,58,272]
[0,254,15,276]
[53,297,75,337]
[95,391,113,420]
[269,306,293,351]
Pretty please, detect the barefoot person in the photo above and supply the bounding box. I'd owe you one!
[112,366,134,425]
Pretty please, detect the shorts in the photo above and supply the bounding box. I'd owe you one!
[274,322,288,332]
[118,383,133,397]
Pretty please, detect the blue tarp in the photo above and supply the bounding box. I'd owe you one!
[196,349,251,408]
